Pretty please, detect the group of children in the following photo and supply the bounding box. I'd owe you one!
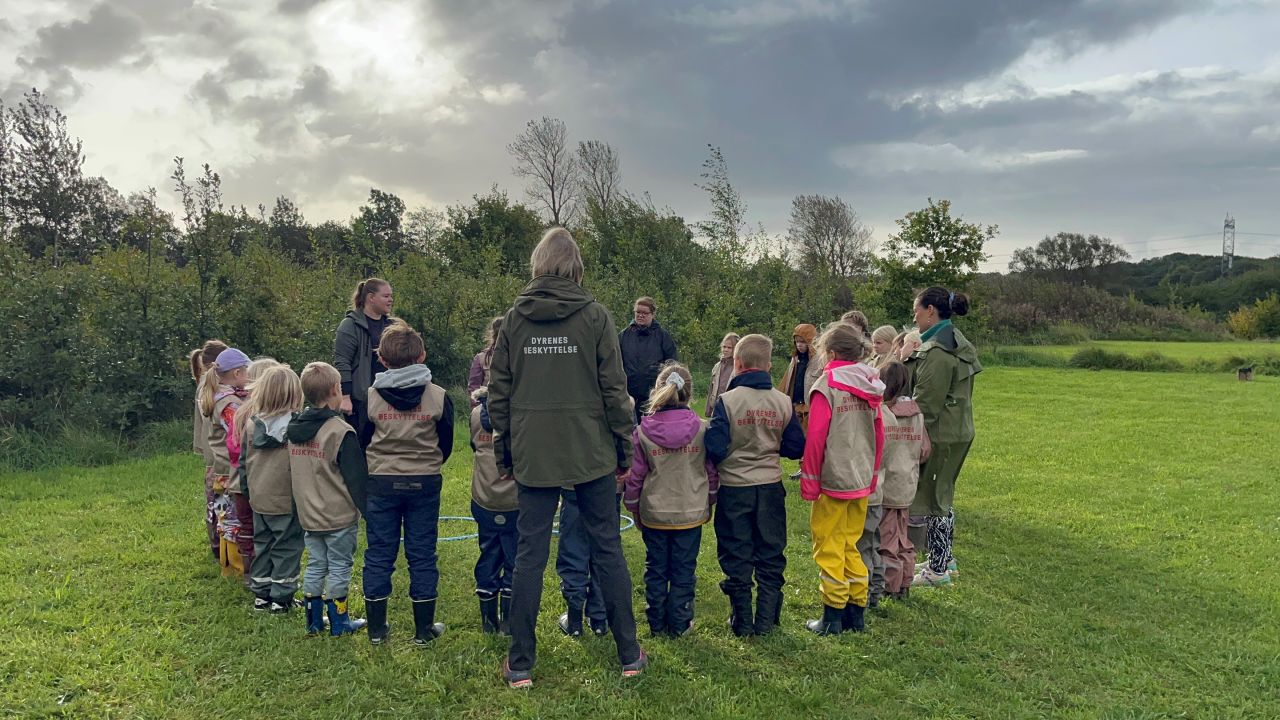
[188,309,935,652]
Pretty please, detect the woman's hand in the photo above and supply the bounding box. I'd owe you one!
[340,395,353,415]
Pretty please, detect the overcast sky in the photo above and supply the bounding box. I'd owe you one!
[2,0,1278,270]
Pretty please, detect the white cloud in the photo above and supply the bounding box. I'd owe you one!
[478,82,527,105]
[833,142,1088,174]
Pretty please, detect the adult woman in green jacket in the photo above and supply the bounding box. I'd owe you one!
[905,286,981,588]
[488,228,646,688]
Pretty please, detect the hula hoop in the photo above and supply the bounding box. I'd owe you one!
[436,513,636,543]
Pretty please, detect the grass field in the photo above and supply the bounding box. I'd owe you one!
[3,367,1279,719]
[1001,339,1280,363]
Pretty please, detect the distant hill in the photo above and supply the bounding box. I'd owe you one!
[1067,253,1279,317]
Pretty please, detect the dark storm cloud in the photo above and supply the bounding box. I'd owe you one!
[26,4,145,69]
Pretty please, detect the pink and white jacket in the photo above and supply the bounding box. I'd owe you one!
[799,360,886,502]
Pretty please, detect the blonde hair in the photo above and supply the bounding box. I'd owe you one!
[230,358,281,430]
[721,332,741,346]
[198,348,251,418]
[300,362,342,407]
[733,334,773,370]
[815,322,871,363]
[871,325,897,345]
[377,320,425,369]
[646,362,693,414]
[530,227,584,284]
[189,340,226,382]
[235,365,303,434]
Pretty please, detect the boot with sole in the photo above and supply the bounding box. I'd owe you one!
[326,597,367,636]
[365,597,390,645]
[412,598,446,646]
[478,592,500,635]
[558,601,584,637]
[304,595,325,635]
[498,589,512,636]
[805,604,843,636]
[754,587,783,636]
[842,603,866,633]
[727,591,755,638]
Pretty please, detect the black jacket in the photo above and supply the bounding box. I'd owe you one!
[618,320,678,400]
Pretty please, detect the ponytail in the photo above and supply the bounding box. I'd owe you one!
[646,362,693,414]
[916,286,971,319]
[198,365,220,418]
[189,349,203,382]
[351,278,388,310]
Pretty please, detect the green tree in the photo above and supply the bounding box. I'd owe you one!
[879,198,995,323]
[1008,232,1130,284]
[439,187,544,276]
[268,196,312,263]
[350,188,407,274]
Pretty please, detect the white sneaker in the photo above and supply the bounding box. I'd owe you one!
[912,567,953,588]
[914,559,958,576]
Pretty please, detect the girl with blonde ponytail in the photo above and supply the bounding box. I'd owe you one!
[623,361,720,637]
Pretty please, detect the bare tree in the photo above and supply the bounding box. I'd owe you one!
[577,139,620,214]
[508,117,579,226]
[788,194,874,277]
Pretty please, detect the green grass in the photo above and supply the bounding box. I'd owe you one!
[1002,339,1280,362]
[3,367,1278,718]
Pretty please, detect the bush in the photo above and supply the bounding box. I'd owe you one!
[1227,293,1280,340]
[1067,348,1184,373]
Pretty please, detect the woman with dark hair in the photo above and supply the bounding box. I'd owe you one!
[488,228,646,688]
[334,278,394,445]
[904,286,980,588]
[467,316,504,402]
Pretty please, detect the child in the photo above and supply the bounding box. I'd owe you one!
[706,334,805,636]
[799,323,885,635]
[226,357,281,585]
[840,310,870,339]
[870,325,897,367]
[780,324,820,433]
[190,339,227,562]
[877,361,930,601]
[624,362,718,637]
[470,386,518,634]
[200,347,251,578]
[898,330,922,361]
[360,321,453,646]
[237,364,305,613]
[288,361,369,636]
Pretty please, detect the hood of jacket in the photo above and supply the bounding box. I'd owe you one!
[824,360,887,404]
[287,406,339,443]
[514,275,594,322]
[372,364,432,410]
[252,412,292,448]
[727,369,774,391]
[915,322,982,372]
[343,308,370,331]
[638,407,702,449]
[886,397,922,418]
[624,319,665,337]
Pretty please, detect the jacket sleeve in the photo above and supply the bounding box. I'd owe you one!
[662,328,677,362]
[912,351,950,431]
[705,398,732,465]
[799,392,830,501]
[466,354,485,398]
[222,403,242,469]
[336,430,368,515]
[333,319,358,397]
[488,314,514,475]
[705,457,720,506]
[780,404,806,461]
[705,364,717,417]
[437,394,454,464]
[918,415,932,463]
[596,308,634,469]
[623,427,647,514]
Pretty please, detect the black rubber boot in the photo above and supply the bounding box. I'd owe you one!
[754,587,782,636]
[805,605,844,636]
[842,603,866,633]
[365,597,390,645]
[478,593,500,635]
[412,598,446,646]
[498,590,512,636]
[728,592,755,637]
[558,601,584,637]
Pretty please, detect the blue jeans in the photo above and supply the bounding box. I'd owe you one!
[472,500,518,596]
[303,524,358,599]
[555,488,607,621]
[362,481,442,600]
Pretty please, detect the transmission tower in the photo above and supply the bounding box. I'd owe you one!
[1221,214,1236,277]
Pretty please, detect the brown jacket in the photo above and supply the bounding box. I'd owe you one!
[366,382,448,476]
[240,413,294,516]
[879,398,930,509]
[288,412,364,532]
[705,358,734,417]
[713,383,795,487]
[207,388,240,479]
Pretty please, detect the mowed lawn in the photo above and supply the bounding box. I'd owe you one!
[1003,339,1280,363]
[2,368,1278,719]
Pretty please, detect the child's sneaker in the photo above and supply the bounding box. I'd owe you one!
[253,595,272,612]
[502,658,533,689]
[912,567,953,588]
[269,598,293,614]
[621,649,649,678]
[914,559,958,576]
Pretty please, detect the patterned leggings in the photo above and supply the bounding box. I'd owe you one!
[926,509,955,575]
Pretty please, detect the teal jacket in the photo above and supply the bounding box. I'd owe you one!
[488,275,634,488]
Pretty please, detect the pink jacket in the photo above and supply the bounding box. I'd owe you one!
[799,360,885,502]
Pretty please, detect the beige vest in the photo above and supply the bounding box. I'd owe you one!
[810,376,879,496]
[241,418,294,516]
[880,407,925,509]
[366,384,447,476]
[716,386,793,487]
[289,416,359,532]
[193,393,212,464]
[635,423,710,529]
[470,405,517,512]
[207,391,239,478]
